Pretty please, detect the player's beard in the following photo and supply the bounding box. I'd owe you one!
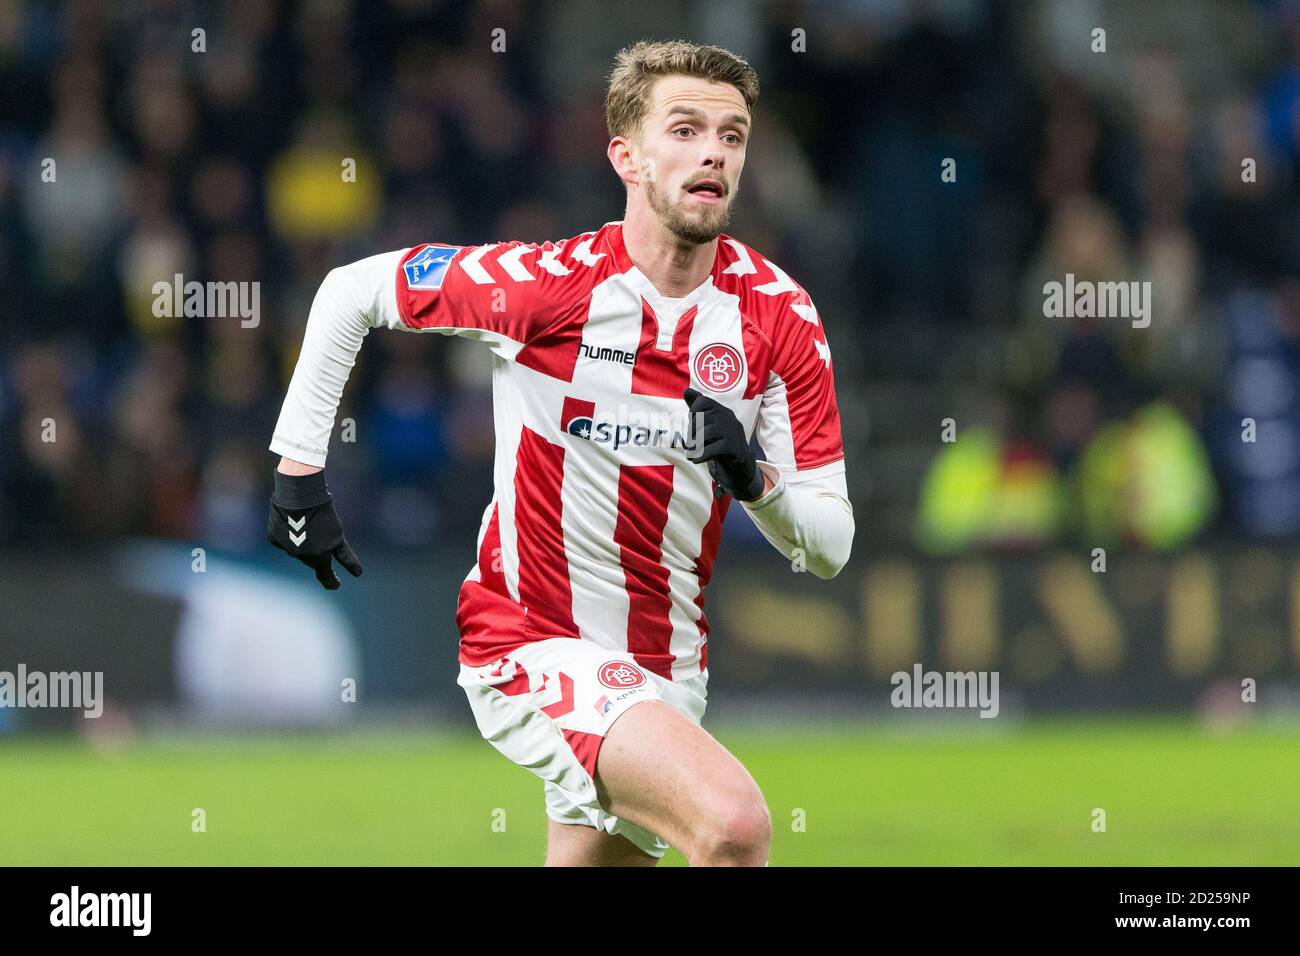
[645,176,733,245]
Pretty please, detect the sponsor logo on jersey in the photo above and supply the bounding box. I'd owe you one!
[693,342,744,392]
[593,694,613,717]
[560,396,695,452]
[403,244,460,290]
[598,660,647,689]
[578,341,635,366]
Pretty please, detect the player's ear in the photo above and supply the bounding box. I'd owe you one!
[607,137,639,188]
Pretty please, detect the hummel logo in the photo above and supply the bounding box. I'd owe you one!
[288,515,307,547]
[578,342,634,366]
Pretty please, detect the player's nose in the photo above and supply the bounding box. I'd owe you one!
[701,146,726,170]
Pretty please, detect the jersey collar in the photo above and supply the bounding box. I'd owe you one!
[606,220,728,304]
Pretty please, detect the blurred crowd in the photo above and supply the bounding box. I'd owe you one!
[1,0,1299,554]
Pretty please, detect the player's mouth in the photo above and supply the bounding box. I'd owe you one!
[685,179,725,204]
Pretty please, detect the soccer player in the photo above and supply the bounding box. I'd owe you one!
[266,39,853,866]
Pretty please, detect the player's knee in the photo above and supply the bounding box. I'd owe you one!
[693,796,771,866]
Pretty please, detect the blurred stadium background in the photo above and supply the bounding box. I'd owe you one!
[2,0,1299,865]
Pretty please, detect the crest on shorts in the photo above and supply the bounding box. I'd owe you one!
[598,660,646,689]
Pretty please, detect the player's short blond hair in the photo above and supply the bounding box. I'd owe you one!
[604,39,759,143]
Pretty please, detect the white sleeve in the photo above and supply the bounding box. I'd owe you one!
[740,458,854,579]
[269,249,411,468]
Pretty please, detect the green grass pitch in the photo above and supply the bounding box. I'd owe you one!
[2,719,1296,865]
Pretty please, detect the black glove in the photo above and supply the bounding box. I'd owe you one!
[683,387,766,502]
[267,468,364,590]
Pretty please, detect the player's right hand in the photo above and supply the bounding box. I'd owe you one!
[266,468,364,590]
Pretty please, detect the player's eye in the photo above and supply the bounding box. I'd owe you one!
[673,126,694,138]
[723,132,742,145]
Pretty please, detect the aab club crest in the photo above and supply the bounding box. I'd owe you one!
[693,342,744,392]
[598,660,646,689]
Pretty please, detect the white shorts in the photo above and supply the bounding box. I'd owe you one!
[458,637,709,859]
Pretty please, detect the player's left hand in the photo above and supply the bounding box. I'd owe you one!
[683,387,766,502]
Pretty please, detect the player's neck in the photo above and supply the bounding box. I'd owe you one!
[619,206,718,299]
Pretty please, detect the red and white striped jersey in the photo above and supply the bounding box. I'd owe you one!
[268,221,833,683]
[385,222,845,681]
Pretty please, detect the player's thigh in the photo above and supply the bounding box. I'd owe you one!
[544,819,658,867]
[593,699,769,855]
